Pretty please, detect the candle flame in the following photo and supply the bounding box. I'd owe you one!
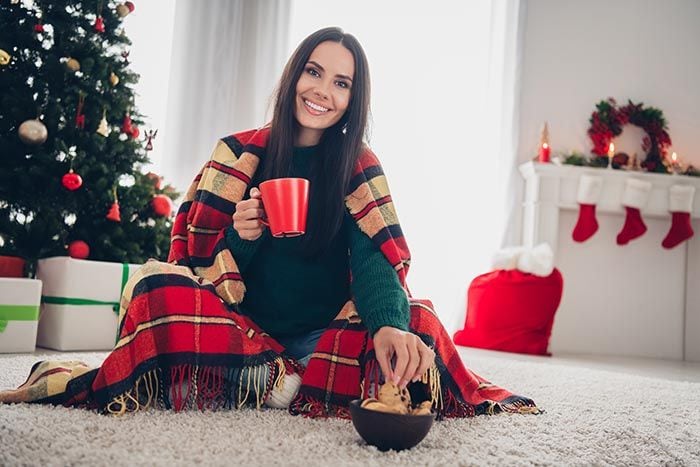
[608,143,615,157]
[542,143,549,149]
[671,152,678,162]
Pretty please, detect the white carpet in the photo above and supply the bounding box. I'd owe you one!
[1,349,699,466]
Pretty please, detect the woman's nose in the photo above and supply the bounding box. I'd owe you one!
[313,83,330,100]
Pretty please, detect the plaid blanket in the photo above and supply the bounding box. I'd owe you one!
[0,127,539,418]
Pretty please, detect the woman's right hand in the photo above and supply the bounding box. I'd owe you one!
[232,187,267,241]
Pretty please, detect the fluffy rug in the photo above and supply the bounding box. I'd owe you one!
[1,348,698,466]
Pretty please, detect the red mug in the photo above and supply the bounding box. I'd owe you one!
[259,177,310,238]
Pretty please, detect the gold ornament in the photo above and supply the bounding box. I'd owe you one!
[18,119,48,145]
[109,72,119,86]
[96,111,110,137]
[0,49,10,66]
[65,57,80,72]
[116,4,130,17]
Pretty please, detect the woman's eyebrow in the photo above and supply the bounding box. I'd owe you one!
[307,60,353,82]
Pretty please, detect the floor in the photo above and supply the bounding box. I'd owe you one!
[456,346,700,382]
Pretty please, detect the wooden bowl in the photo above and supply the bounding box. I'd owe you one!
[348,399,434,451]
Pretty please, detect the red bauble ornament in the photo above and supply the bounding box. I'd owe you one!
[34,24,45,33]
[152,195,174,217]
[106,201,121,222]
[122,114,133,134]
[68,240,90,259]
[125,1,135,12]
[62,169,83,191]
[94,16,105,33]
[130,126,140,139]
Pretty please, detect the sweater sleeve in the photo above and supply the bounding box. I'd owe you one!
[224,225,265,273]
[347,214,410,336]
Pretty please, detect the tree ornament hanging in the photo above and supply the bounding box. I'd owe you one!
[121,114,133,134]
[144,129,157,151]
[61,169,83,191]
[34,23,45,33]
[106,187,121,222]
[109,72,119,86]
[75,93,86,129]
[116,3,131,18]
[18,119,48,145]
[152,195,174,217]
[68,240,90,259]
[65,57,80,72]
[125,2,135,13]
[94,16,105,33]
[0,49,11,66]
[96,109,110,137]
[130,126,140,139]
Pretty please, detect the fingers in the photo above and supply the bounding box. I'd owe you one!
[412,342,436,383]
[375,344,393,386]
[399,339,420,389]
[392,343,409,387]
[232,187,267,240]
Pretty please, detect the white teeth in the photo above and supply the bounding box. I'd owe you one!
[304,99,329,112]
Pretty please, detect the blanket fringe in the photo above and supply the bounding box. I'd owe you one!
[103,357,298,416]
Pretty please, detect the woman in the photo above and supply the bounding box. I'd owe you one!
[1,27,538,419]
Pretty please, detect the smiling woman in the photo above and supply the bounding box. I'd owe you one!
[1,26,538,424]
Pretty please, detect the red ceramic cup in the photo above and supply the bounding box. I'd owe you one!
[259,178,310,238]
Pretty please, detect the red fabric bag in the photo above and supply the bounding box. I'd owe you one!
[453,269,563,356]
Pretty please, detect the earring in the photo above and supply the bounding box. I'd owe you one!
[341,123,348,135]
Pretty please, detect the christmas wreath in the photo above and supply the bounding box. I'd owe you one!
[587,98,671,173]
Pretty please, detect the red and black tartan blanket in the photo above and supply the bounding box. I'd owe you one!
[0,127,539,418]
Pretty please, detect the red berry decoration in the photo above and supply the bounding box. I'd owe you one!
[62,169,83,191]
[152,194,174,217]
[106,201,121,222]
[68,240,90,259]
[94,16,105,33]
[34,24,45,33]
[125,1,135,12]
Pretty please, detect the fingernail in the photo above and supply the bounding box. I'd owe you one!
[400,380,408,389]
[392,375,400,385]
[412,376,420,383]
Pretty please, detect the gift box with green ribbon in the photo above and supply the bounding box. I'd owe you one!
[36,257,140,351]
[0,278,42,353]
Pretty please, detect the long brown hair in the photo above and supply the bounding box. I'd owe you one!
[260,27,371,257]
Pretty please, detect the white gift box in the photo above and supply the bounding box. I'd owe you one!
[36,257,141,351]
[0,278,42,353]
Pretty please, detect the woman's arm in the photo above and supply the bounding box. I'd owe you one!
[348,214,434,388]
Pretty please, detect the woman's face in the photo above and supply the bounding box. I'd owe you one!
[294,41,355,146]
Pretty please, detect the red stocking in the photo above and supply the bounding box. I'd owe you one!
[662,185,695,249]
[616,179,651,245]
[572,175,602,243]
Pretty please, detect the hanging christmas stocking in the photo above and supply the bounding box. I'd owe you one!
[616,178,652,245]
[572,174,603,242]
[662,185,696,249]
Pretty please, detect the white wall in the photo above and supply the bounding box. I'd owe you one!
[518,0,700,170]
[517,0,700,357]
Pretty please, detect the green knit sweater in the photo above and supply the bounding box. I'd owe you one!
[225,145,409,338]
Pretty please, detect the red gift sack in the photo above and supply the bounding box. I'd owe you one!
[453,268,563,356]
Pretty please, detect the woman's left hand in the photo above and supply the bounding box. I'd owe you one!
[372,326,435,389]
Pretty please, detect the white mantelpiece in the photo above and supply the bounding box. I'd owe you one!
[519,161,700,361]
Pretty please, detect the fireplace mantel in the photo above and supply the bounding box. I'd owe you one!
[519,161,700,361]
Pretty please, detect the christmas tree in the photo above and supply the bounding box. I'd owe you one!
[0,0,177,273]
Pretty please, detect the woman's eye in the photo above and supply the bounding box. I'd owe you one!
[336,80,350,89]
[306,67,320,77]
